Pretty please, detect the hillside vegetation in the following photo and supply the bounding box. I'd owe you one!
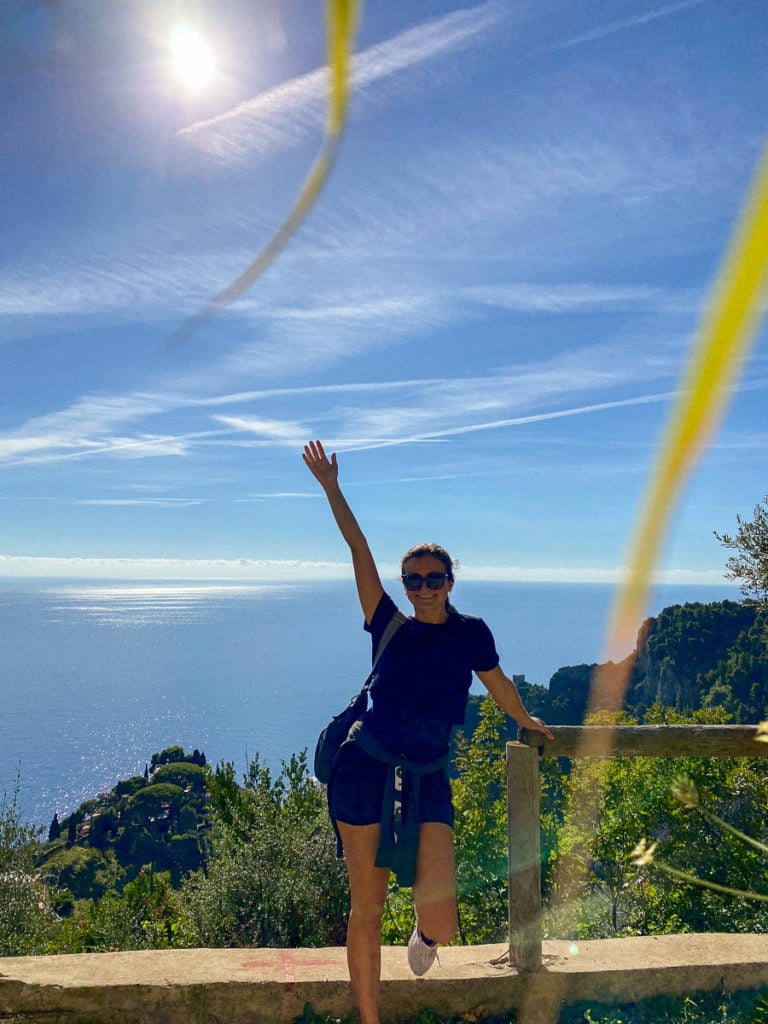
[480,599,768,730]
[1,597,766,962]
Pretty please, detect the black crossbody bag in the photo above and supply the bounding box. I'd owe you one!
[313,610,406,784]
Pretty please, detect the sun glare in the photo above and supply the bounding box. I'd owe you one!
[169,23,215,91]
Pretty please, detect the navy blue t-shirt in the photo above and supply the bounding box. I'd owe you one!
[362,592,499,762]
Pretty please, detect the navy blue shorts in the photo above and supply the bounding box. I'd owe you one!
[327,741,454,828]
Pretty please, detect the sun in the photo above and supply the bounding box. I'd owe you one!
[169,23,215,91]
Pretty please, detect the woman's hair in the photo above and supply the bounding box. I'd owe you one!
[400,542,458,580]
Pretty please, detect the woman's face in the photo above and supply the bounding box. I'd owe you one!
[401,554,454,620]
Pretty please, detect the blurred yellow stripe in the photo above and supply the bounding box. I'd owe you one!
[328,0,359,135]
[561,150,768,922]
[169,0,360,349]
[596,138,768,705]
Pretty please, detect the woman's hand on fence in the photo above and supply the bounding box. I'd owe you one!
[521,715,554,741]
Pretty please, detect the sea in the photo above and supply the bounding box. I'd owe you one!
[0,577,739,825]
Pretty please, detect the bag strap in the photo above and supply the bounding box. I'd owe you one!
[363,609,407,693]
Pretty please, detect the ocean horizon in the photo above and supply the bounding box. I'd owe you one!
[0,576,740,825]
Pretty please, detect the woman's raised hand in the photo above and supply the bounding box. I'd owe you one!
[302,440,339,489]
[303,439,382,619]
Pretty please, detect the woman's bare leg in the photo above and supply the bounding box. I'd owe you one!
[412,822,458,944]
[337,821,390,1024]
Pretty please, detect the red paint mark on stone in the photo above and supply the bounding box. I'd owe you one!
[240,951,339,978]
[280,949,296,985]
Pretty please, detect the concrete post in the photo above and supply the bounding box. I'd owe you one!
[507,740,542,972]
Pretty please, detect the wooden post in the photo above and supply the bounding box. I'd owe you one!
[507,740,542,971]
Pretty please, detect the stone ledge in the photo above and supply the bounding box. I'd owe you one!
[1,934,767,1024]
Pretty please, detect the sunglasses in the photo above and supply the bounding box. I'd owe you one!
[401,571,451,591]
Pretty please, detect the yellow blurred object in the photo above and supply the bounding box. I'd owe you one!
[169,0,360,349]
[591,140,768,713]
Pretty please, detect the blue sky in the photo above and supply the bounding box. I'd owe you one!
[1,0,766,584]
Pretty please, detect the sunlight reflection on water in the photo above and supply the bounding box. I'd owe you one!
[1,579,361,823]
[42,583,277,627]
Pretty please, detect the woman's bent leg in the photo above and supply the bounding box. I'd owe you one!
[412,822,458,945]
[337,821,390,1024]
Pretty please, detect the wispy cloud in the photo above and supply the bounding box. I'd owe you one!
[1,11,740,361]
[76,498,205,507]
[211,414,308,444]
[3,111,735,350]
[234,492,320,501]
[2,4,505,339]
[179,1,504,162]
[186,378,434,407]
[332,393,678,455]
[188,293,453,389]
[464,283,701,314]
[0,330,685,468]
[540,0,707,57]
[0,388,225,466]
[0,427,219,467]
[317,338,682,444]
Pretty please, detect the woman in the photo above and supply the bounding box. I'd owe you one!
[302,440,552,1024]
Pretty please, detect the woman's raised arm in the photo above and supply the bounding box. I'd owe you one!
[302,440,384,623]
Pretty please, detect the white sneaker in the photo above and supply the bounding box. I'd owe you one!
[407,926,438,976]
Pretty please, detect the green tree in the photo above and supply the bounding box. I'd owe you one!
[550,706,768,940]
[151,746,187,769]
[42,844,123,903]
[177,750,348,948]
[547,664,596,723]
[51,868,184,953]
[452,697,510,942]
[0,777,56,955]
[151,762,206,796]
[626,601,761,716]
[115,776,147,799]
[715,494,768,602]
[126,783,185,828]
[449,695,566,945]
[632,766,768,907]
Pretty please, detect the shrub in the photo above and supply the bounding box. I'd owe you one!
[0,778,57,955]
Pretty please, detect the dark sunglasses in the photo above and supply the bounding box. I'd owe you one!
[401,571,450,591]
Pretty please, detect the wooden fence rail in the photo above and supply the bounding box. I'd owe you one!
[506,724,768,972]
